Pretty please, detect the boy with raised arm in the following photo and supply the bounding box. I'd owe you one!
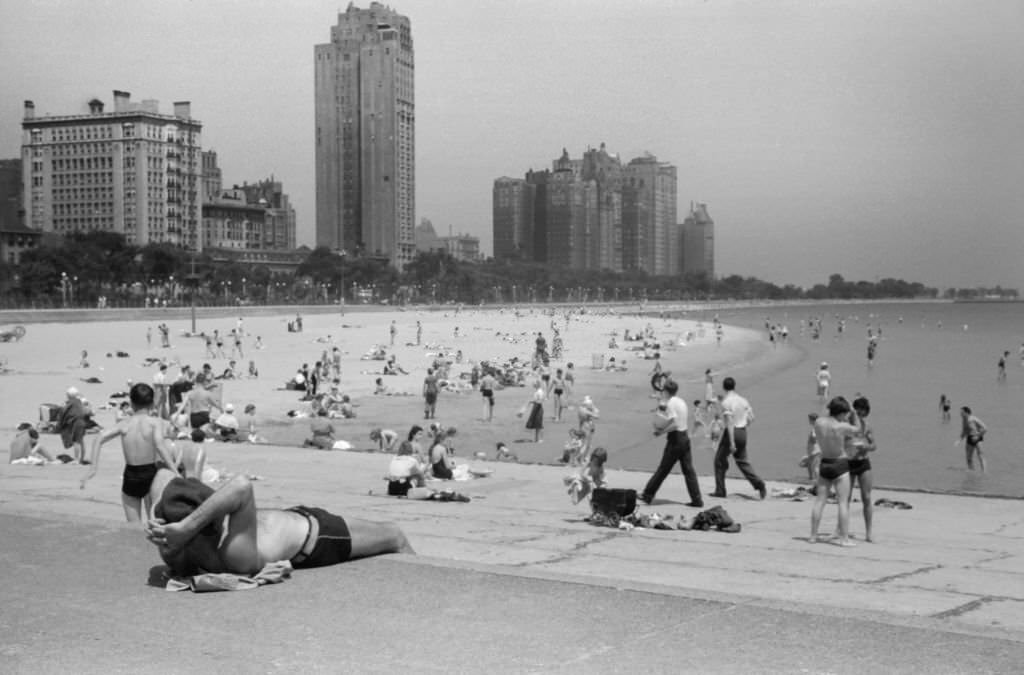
[80,383,179,522]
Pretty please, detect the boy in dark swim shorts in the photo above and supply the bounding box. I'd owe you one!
[81,383,179,522]
[809,397,860,547]
[123,463,160,501]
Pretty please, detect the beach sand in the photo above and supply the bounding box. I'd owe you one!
[0,305,779,469]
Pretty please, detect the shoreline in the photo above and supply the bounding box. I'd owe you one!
[0,296,952,325]
[3,301,1015,500]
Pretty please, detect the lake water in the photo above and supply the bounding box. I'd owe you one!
[617,301,1024,498]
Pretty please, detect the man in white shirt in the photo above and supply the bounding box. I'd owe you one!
[640,380,703,508]
[711,377,766,499]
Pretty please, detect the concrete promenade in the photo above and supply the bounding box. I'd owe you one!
[2,443,1023,673]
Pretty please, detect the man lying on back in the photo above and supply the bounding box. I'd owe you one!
[144,469,414,576]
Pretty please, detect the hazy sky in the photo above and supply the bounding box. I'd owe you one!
[2,1,1022,291]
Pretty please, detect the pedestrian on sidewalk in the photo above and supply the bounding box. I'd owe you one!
[640,379,702,507]
[711,377,767,499]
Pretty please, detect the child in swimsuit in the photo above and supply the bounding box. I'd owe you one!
[80,383,180,522]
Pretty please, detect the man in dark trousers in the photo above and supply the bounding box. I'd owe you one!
[711,377,767,500]
[640,380,703,508]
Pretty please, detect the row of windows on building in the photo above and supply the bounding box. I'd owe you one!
[30,125,197,144]
[31,141,192,158]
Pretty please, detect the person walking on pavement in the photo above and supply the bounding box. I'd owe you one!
[640,379,703,507]
[711,376,767,499]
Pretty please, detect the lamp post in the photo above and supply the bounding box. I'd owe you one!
[334,249,347,316]
[241,276,246,300]
[60,272,68,308]
[71,276,78,306]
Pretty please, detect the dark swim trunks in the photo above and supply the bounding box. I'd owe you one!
[122,463,159,498]
[819,457,850,481]
[189,411,210,429]
[287,505,353,569]
[848,457,872,477]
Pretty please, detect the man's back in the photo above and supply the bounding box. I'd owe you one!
[188,388,215,412]
[722,391,752,427]
[121,413,164,465]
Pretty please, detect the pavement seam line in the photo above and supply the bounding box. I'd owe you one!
[508,531,622,567]
[930,596,998,619]
[864,563,943,585]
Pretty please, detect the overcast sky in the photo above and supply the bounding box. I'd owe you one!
[2,0,1022,291]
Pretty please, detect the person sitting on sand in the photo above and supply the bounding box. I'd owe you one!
[212,403,241,441]
[382,356,409,376]
[145,470,413,576]
[428,427,456,480]
[495,441,519,462]
[322,382,346,413]
[304,409,335,450]
[9,423,58,464]
[285,369,306,391]
[386,441,427,496]
[370,428,399,452]
[564,447,609,504]
[80,383,181,522]
[169,429,207,480]
[182,376,222,432]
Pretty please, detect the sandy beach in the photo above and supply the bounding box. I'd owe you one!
[4,305,1024,672]
[0,304,776,470]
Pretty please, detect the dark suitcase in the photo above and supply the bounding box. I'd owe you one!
[591,488,637,516]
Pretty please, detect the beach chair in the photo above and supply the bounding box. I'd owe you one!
[37,403,62,433]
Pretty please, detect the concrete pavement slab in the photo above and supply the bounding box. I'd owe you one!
[4,439,1024,667]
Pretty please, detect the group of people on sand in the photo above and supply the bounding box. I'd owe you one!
[382,423,467,496]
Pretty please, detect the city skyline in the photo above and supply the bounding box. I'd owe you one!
[1,1,1021,290]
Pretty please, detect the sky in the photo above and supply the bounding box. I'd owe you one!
[1,0,1022,291]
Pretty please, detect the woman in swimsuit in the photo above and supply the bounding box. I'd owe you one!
[846,397,877,542]
[428,427,454,480]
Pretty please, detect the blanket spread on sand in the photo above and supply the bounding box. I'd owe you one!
[165,560,292,593]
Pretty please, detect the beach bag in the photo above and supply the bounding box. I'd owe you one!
[591,488,637,517]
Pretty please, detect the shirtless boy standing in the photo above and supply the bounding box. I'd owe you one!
[80,383,180,522]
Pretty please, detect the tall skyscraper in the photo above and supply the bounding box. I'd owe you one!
[682,202,715,279]
[315,2,415,268]
[622,153,677,275]
[20,92,202,249]
[492,177,536,261]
